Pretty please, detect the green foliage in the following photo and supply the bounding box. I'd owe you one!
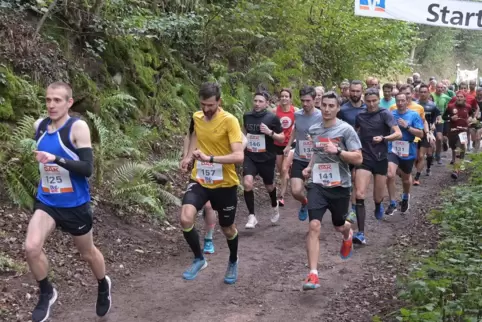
[396,155,482,321]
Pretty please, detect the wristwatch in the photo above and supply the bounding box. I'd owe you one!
[406,125,411,131]
[209,156,214,163]
[336,147,342,156]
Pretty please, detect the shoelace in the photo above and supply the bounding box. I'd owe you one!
[226,262,236,276]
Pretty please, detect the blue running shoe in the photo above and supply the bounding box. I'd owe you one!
[375,204,384,220]
[203,239,215,254]
[182,258,207,280]
[298,204,308,221]
[224,260,239,284]
[352,231,367,245]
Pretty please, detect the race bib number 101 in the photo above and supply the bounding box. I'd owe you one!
[391,140,410,158]
[313,163,341,187]
[39,164,74,194]
[196,161,223,184]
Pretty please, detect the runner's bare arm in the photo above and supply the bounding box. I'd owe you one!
[241,133,248,150]
[407,126,424,138]
[384,125,402,141]
[210,142,244,164]
[285,123,296,149]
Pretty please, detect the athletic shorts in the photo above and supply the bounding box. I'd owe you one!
[448,133,465,150]
[290,159,310,180]
[34,200,93,236]
[435,123,444,135]
[356,158,388,176]
[182,181,237,227]
[242,156,276,185]
[306,184,350,227]
[417,134,431,149]
[388,153,415,175]
[443,122,450,136]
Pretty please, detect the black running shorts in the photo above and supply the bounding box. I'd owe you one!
[290,159,310,180]
[34,200,93,236]
[242,156,276,185]
[356,158,388,176]
[182,181,238,227]
[388,153,415,175]
[417,134,431,149]
[306,184,350,227]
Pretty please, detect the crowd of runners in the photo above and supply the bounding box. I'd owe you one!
[24,72,480,321]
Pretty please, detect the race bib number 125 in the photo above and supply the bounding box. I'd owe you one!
[39,164,74,194]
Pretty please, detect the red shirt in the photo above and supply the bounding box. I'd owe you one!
[446,103,471,131]
[449,93,477,112]
[275,105,295,147]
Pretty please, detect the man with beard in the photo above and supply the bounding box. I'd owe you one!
[386,93,424,215]
[443,91,472,179]
[284,86,323,221]
[338,80,366,223]
[449,82,477,151]
[353,89,402,244]
[413,84,440,185]
[180,82,244,284]
[273,88,298,207]
[431,82,451,163]
[243,91,285,229]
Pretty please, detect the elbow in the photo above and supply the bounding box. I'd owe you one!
[235,151,244,164]
[85,163,93,178]
[395,132,403,140]
[352,153,363,166]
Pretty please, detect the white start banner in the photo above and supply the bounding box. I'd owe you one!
[456,69,478,84]
[355,0,482,30]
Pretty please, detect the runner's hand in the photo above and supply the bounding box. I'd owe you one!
[302,167,312,179]
[451,115,459,121]
[397,118,408,128]
[179,157,191,172]
[323,140,338,154]
[260,123,271,135]
[283,147,290,156]
[427,132,436,143]
[372,136,384,144]
[192,149,210,162]
[34,151,55,164]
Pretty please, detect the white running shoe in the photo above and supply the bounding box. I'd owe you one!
[270,204,280,224]
[245,214,258,229]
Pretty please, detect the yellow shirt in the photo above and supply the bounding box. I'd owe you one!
[389,102,426,142]
[190,109,243,189]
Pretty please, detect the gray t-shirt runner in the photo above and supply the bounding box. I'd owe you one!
[293,109,323,162]
[307,119,362,188]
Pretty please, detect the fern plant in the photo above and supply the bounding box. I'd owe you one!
[111,161,181,219]
[0,116,40,209]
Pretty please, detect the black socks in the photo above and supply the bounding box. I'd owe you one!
[227,233,238,263]
[244,190,255,215]
[269,188,278,207]
[355,198,366,233]
[183,227,203,260]
[38,277,53,294]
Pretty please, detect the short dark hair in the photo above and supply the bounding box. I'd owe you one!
[299,85,316,99]
[254,91,270,101]
[321,91,340,106]
[419,84,429,92]
[199,82,221,100]
[350,80,364,88]
[382,83,393,91]
[395,92,407,100]
[399,84,413,93]
[280,88,292,98]
[460,81,468,86]
[364,88,380,98]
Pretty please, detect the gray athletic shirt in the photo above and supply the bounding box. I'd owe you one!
[307,119,362,188]
[293,109,323,162]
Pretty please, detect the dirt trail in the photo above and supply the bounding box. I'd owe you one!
[51,159,453,322]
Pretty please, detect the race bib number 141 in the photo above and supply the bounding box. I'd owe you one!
[313,163,341,187]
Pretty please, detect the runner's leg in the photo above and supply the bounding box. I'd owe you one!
[414,145,427,185]
[290,159,309,221]
[354,168,371,243]
[386,155,399,216]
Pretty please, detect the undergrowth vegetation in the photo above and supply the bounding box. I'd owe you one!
[395,155,482,322]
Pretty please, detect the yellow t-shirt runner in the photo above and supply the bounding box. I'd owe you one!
[191,109,243,188]
[389,102,426,142]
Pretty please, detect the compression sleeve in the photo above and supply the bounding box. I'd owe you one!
[54,148,94,178]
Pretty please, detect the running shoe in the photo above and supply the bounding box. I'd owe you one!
[182,258,207,280]
[374,204,384,220]
[352,231,367,245]
[426,168,431,176]
[400,198,410,214]
[451,171,459,179]
[96,276,112,317]
[224,260,238,284]
[271,204,280,223]
[302,273,320,290]
[245,214,258,229]
[385,203,397,216]
[32,288,58,322]
[346,210,357,224]
[340,229,353,259]
[203,238,215,254]
[278,198,285,207]
[298,204,308,221]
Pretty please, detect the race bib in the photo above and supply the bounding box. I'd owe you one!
[458,132,468,145]
[299,140,314,159]
[40,164,74,194]
[247,134,266,152]
[313,163,341,187]
[196,161,223,184]
[391,140,410,158]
